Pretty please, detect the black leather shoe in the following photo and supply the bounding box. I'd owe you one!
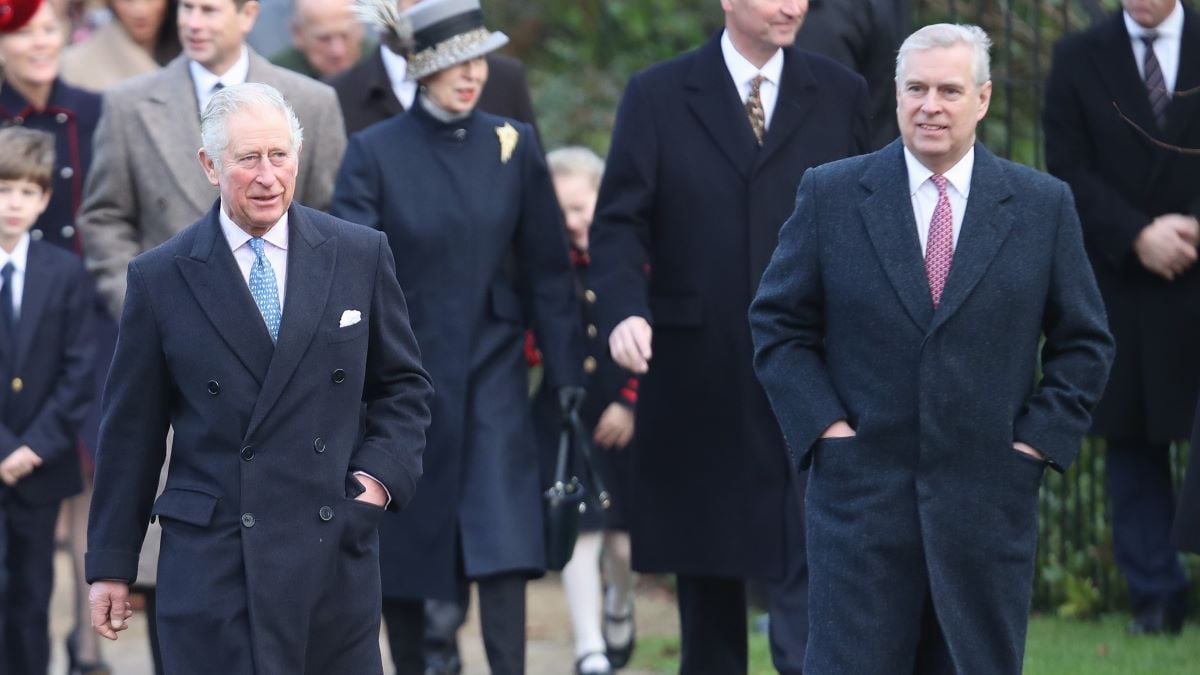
[1128,596,1186,636]
[603,609,636,669]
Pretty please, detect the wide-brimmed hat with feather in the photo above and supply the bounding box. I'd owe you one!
[354,0,508,81]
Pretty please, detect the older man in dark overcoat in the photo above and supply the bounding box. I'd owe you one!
[1043,0,1200,633]
[751,24,1114,673]
[86,83,432,675]
[588,0,868,671]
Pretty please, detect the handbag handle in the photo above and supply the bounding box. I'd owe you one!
[567,409,611,510]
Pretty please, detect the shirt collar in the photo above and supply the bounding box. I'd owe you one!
[0,233,31,271]
[189,46,251,96]
[721,30,784,89]
[904,146,975,199]
[380,44,409,89]
[1124,0,1184,40]
[219,202,289,253]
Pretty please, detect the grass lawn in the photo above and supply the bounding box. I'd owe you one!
[631,615,1200,673]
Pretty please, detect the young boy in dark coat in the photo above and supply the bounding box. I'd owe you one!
[0,125,95,675]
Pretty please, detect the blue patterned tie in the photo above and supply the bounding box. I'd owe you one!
[247,237,281,341]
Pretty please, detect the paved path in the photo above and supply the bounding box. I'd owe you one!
[48,552,678,674]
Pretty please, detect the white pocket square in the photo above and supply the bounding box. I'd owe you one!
[339,309,361,328]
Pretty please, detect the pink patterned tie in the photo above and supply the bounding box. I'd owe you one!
[925,175,954,308]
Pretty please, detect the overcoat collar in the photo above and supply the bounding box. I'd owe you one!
[137,51,283,216]
[685,32,819,179]
[176,203,336,438]
[361,47,406,118]
[859,140,1014,334]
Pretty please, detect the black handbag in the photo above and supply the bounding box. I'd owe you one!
[543,407,610,571]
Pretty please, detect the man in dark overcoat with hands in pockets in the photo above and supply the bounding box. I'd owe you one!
[85,82,433,675]
[589,0,869,671]
[751,24,1114,673]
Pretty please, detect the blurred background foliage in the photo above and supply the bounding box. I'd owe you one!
[490,0,1197,615]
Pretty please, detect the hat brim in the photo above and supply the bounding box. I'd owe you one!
[406,30,509,81]
[0,0,46,34]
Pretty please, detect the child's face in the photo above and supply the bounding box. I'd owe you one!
[0,179,50,243]
[552,173,597,252]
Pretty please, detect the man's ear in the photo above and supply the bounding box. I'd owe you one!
[198,148,220,187]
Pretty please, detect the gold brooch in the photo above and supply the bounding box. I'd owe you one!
[496,123,518,164]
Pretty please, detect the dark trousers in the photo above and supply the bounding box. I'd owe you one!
[384,573,526,675]
[0,492,60,675]
[424,591,468,670]
[766,471,808,675]
[676,575,747,675]
[1107,439,1190,613]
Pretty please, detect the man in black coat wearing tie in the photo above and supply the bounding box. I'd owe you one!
[589,1,868,672]
[1044,0,1200,634]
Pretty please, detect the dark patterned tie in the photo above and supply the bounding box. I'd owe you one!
[746,74,766,146]
[925,176,955,308]
[1141,32,1170,129]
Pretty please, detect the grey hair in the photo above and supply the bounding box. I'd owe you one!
[546,146,605,190]
[896,23,992,87]
[200,83,304,169]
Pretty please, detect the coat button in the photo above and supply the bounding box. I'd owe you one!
[61,225,75,238]
[60,166,74,179]
[207,380,220,395]
[332,369,346,383]
[584,290,597,304]
[241,513,256,528]
[587,324,598,338]
[453,128,466,141]
[319,506,334,521]
[55,112,69,124]
[583,356,597,374]
[11,377,23,393]
[240,445,254,461]
[30,228,43,240]
[313,437,326,453]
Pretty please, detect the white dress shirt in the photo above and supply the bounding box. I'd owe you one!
[0,233,30,318]
[905,147,974,256]
[721,30,785,131]
[190,47,252,116]
[219,204,289,310]
[1125,1,1183,96]
[380,45,419,110]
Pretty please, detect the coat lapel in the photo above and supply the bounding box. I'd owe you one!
[175,205,274,385]
[1159,9,1200,146]
[858,141,934,331]
[753,47,818,174]
[1090,13,1159,137]
[244,207,335,439]
[137,57,211,215]
[13,242,50,372]
[927,144,1015,335]
[364,48,405,117]
[685,34,758,179]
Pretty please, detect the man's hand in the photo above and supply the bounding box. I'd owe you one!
[0,446,43,486]
[593,403,635,449]
[820,420,856,439]
[89,580,133,641]
[1134,215,1200,280]
[609,316,652,373]
[1013,441,1046,462]
[354,474,389,508]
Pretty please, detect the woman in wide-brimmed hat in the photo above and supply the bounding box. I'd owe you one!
[333,1,583,673]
